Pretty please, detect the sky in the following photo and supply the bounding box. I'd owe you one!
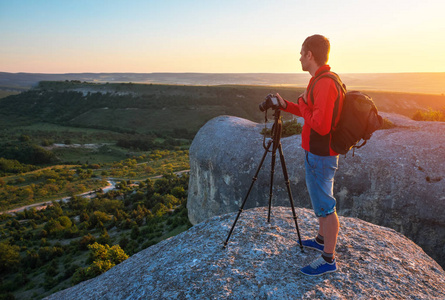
[1,0,445,74]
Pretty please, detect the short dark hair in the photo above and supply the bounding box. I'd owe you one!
[302,34,330,66]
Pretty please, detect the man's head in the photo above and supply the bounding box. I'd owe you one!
[300,34,330,72]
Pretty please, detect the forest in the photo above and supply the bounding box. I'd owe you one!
[0,170,191,299]
[0,149,189,212]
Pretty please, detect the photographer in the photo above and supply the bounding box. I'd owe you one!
[275,34,344,276]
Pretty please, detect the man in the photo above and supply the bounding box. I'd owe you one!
[276,34,344,276]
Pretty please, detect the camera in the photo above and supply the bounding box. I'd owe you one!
[259,94,281,112]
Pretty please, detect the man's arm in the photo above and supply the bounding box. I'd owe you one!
[276,93,302,117]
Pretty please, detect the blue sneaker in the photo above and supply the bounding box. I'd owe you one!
[297,238,324,252]
[300,257,337,276]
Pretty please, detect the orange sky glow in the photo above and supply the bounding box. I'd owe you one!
[1,0,445,74]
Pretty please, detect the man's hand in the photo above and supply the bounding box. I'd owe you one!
[275,93,287,109]
[298,90,308,104]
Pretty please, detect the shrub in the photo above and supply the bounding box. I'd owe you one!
[282,119,303,136]
[380,118,396,129]
[412,107,445,122]
[261,119,302,137]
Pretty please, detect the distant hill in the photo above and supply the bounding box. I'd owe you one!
[1,71,445,94]
[0,81,444,137]
[0,82,289,134]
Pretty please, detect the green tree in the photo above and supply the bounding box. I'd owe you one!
[130,226,140,240]
[145,192,163,209]
[171,186,187,199]
[154,178,170,194]
[19,134,31,142]
[38,246,64,262]
[79,234,96,250]
[22,249,41,269]
[72,242,128,284]
[90,211,112,228]
[162,194,179,209]
[0,241,20,273]
[97,229,111,246]
[145,179,155,198]
[152,203,168,217]
[57,216,72,228]
[44,218,64,235]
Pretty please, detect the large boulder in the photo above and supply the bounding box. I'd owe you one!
[187,113,445,268]
[45,207,445,299]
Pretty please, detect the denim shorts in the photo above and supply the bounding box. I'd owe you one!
[304,150,339,218]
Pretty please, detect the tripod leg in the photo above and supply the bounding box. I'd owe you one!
[267,146,277,223]
[223,140,273,248]
[278,143,304,252]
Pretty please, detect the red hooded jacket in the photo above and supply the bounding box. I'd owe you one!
[282,65,344,156]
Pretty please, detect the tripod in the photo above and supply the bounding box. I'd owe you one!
[223,109,304,252]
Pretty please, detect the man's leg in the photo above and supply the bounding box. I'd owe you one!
[318,217,324,239]
[300,151,339,275]
[300,214,339,276]
[320,212,339,257]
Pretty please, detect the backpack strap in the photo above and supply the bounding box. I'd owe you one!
[308,71,346,130]
[309,71,346,103]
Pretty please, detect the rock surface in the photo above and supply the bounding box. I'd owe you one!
[45,207,445,299]
[187,113,445,268]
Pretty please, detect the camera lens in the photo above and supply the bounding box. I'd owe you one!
[259,101,267,112]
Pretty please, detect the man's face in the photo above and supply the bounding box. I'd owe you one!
[299,46,310,72]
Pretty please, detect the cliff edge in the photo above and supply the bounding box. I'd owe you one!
[46,207,445,299]
[187,113,445,268]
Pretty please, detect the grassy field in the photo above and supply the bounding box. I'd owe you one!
[0,90,20,99]
[50,145,129,165]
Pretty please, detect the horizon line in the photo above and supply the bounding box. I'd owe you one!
[2,71,445,75]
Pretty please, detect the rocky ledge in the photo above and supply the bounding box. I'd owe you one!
[187,113,445,268]
[46,207,445,299]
